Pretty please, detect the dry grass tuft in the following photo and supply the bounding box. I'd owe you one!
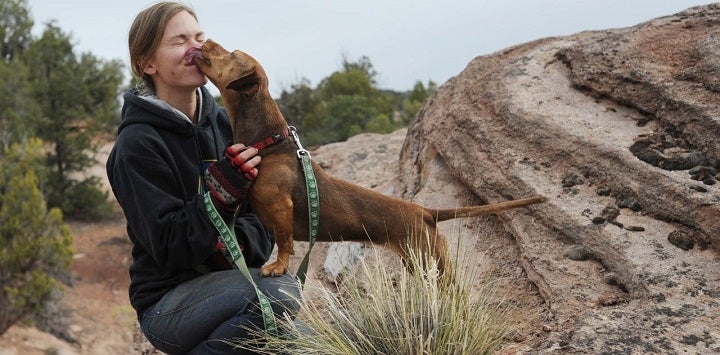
[236,235,515,354]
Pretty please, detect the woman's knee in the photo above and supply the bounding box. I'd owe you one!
[259,274,302,314]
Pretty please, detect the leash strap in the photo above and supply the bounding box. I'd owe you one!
[290,126,319,285]
[203,192,278,335]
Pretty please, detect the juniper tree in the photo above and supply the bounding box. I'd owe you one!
[0,139,73,336]
[21,23,123,219]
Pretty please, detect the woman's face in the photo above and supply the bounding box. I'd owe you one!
[144,10,207,95]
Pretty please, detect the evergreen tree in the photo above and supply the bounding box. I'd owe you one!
[0,0,36,145]
[0,0,32,61]
[277,78,316,131]
[0,55,36,145]
[401,80,436,124]
[274,56,434,146]
[0,139,73,336]
[21,23,123,219]
[300,56,395,145]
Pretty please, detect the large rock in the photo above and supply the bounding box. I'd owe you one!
[397,4,720,354]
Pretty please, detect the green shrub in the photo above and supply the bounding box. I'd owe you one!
[56,176,113,220]
[0,139,73,336]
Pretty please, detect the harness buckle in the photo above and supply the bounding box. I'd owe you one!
[289,126,311,159]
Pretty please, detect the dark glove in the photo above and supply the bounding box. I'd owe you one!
[205,145,259,216]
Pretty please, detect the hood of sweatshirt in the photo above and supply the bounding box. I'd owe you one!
[118,86,220,136]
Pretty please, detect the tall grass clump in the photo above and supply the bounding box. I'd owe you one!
[239,236,515,354]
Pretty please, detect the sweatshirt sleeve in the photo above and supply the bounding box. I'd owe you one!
[234,212,275,268]
[107,128,218,269]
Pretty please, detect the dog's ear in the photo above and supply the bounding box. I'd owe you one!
[226,75,260,95]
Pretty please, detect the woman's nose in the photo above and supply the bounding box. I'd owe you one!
[190,38,205,47]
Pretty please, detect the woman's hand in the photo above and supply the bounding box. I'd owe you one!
[204,144,261,214]
[225,143,261,181]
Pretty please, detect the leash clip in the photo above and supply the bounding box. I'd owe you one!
[289,126,311,159]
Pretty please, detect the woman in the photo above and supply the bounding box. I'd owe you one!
[106,2,300,354]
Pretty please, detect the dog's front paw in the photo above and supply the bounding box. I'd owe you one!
[261,260,288,277]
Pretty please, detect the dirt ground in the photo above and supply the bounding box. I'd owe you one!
[0,139,136,354]
[0,209,136,355]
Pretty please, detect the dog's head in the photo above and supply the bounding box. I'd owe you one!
[193,40,288,143]
[193,39,267,97]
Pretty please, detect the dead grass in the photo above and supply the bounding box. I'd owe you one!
[236,238,517,355]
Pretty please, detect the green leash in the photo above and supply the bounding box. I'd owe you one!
[203,192,278,336]
[201,127,318,335]
[290,126,320,286]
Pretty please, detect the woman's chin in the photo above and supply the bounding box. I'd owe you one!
[185,72,208,88]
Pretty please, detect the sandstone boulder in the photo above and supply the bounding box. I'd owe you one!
[397,3,720,353]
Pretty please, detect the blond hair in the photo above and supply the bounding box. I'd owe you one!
[128,2,197,92]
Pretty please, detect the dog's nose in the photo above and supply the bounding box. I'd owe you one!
[201,39,216,54]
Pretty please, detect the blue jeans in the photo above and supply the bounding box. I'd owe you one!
[140,269,301,354]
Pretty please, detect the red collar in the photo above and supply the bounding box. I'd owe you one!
[250,127,291,151]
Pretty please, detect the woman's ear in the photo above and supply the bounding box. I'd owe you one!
[142,59,157,75]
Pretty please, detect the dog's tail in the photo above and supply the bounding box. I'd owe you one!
[429,196,546,222]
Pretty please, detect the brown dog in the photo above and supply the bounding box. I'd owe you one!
[194,40,545,277]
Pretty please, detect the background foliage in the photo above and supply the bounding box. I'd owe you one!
[277,55,435,146]
[1,0,122,220]
[0,139,73,336]
[0,0,120,336]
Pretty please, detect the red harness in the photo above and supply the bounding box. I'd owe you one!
[249,127,291,151]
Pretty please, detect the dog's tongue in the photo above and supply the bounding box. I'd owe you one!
[184,48,203,65]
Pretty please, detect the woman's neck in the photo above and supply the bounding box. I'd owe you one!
[156,87,198,123]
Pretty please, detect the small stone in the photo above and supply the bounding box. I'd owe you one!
[562,171,585,187]
[597,294,621,306]
[689,165,718,181]
[668,230,694,251]
[601,206,620,221]
[591,216,606,224]
[616,196,640,210]
[603,273,628,292]
[689,185,708,193]
[564,245,590,261]
[597,186,611,196]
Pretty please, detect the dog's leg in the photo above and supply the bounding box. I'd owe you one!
[384,213,453,280]
[250,183,295,277]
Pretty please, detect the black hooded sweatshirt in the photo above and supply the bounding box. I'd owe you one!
[106,87,274,320]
